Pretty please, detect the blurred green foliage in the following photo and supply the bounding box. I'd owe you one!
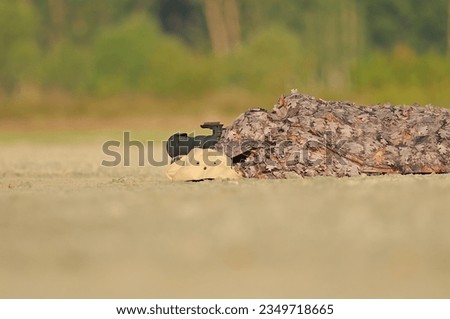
[353,46,450,88]
[0,0,449,118]
[0,1,41,91]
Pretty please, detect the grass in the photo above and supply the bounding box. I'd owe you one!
[1,85,449,145]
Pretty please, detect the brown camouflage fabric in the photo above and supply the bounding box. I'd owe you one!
[216,90,450,178]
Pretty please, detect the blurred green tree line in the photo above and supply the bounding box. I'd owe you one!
[0,0,449,117]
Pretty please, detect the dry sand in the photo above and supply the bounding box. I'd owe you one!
[1,142,450,298]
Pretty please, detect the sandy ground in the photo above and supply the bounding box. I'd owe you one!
[1,141,450,298]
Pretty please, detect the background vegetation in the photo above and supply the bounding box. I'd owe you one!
[0,0,449,119]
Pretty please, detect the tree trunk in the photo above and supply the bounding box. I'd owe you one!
[223,0,241,50]
[203,0,241,55]
[204,0,230,54]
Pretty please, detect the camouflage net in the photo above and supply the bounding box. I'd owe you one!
[216,90,450,178]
